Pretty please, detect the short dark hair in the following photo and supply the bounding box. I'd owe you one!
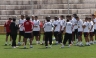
[60,15,64,18]
[26,16,30,20]
[9,18,12,20]
[88,17,91,20]
[45,16,50,22]
[13,18,16,21]
[75,16,79,19]
[21,15,24,17]
[35,16,38,18]
[66,15,71,18]
[54,16,58,20]
[45,16,51,20]
[85,17,89,20]
[73,14,77,17]
[92,14,95,16]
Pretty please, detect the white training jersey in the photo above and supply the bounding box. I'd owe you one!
[93,18,96,29]
[83,21,89,32]
[53,20,62,32]
[77,19,83,32]
[72,17,78,31]
[43,22,54,32]
[19,19,26,31]
[65,22,73,34]
[70,19,75,31]
[33,20,40,31]
[89,21,94,32]
[30,19,34,22]
[59,19,66,31]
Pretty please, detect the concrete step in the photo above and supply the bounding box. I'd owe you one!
[0,4,96,10]
[0,9,95,15]
[1,0,96,5]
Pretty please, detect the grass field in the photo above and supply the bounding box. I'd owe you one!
[0,35,96,58]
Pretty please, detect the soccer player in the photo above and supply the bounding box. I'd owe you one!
[43,17,54,48]
[61,15,73,48]
[72,14,78,42]
[88,18,94,44]
[83,17,90,46]
[31,15,35,22]
[76,16,83,46]
[59,15,66,43]
[32,16,41,44]
[92,14,96,43]
[4,18,12,46]
[53,16,62,44]
[41,16,51,45]
[23,16,33,48]
[10,18,19,48]
[18,15,25,46]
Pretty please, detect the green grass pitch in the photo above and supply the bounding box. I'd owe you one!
[0,35,96,58]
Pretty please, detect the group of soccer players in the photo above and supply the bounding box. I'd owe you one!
[4,14,96,48]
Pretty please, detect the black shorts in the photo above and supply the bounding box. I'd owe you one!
[54,32,59,37]
[6,32,11,36]
[24,33,32,38]
[84,32,89,37]
[90,32,94,36]
[78,32,82,36]
[19,31,24,36]
[94,29,96,34]
[33,31,40,36]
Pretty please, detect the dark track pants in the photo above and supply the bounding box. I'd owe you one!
[63,33,72,45]
[45,32,52,46]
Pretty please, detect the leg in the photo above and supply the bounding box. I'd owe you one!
[58,32,62,43]
[69,34,72,44]
[49,32,52,45]
[45,32,49,47]
[63,33,68,45]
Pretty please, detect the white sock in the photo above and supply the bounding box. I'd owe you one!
[36,41,38,44]
[30,45,32,47]
[5,42,8,44]
[56,41,58,44]
[38,41,40,43]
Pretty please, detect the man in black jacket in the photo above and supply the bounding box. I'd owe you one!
[10,18,19,48]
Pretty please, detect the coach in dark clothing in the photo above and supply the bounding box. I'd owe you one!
[10,18,19,48]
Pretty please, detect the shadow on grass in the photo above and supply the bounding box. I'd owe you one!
[38,47,50,49]
[4,48,14,49]
[18,48,29,49]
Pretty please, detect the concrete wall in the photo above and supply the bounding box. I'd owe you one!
[0,0,96,24]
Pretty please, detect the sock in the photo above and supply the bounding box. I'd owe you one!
[36,41,38,44]
[5,42,8,44]
[56,41,58,44]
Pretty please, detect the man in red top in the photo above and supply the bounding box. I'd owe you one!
[4,18,12,46]
[23,16,33,48]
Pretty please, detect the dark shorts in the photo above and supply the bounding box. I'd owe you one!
[19,31,24,36]
[84,32,89,37]
[54,32,59,37]
[94,29,96,34]
[90,32,94,36]
[24,33,32,38]
[6,32,11,36]
[33,31,40,36]
[78,32,82,36]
